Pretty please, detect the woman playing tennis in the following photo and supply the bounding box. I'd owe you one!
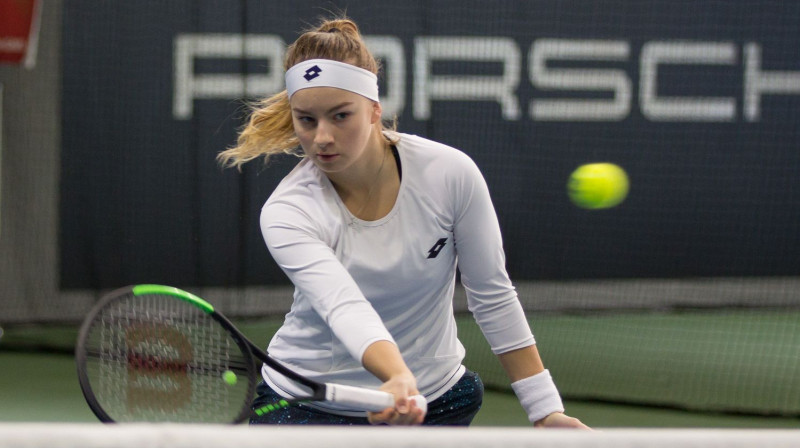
[218,16,588,428]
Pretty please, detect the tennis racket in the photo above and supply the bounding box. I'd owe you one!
[76,284,427,423]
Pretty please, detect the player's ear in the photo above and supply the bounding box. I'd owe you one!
[370,100,382,124]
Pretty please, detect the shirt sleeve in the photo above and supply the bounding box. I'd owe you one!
[260,200,396,363]
[448,153,536,354]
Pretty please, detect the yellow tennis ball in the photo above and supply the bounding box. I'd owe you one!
[568,163,629,209]
[222,370,238,386]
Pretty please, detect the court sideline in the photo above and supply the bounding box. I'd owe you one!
[1,352,796,428]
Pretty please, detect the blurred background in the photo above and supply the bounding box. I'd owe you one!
[1,0,798,427]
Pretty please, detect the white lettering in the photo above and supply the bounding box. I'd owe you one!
[364,36,406,118]
[413,37,521,120]
[172,34,793,123]
[744,43,800,122]
[173,34,285,120]
[0,38,26,52]
[640,41,737,121]
[529,39,631,121]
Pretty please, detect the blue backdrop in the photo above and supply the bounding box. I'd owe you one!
[60,1,800,288]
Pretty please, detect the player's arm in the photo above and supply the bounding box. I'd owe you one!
[497,345,589,429]
[362,340,425,425]
[443,155,587,429]
[497,344,544,380]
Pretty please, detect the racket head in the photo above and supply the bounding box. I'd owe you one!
[75,285,258,423]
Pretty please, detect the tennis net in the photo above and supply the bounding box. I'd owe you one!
[1,424,799,448]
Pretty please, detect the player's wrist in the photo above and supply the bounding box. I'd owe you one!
[533,411,561,427]
[385,371,419,396]
[389,370,416,382]
[511,369,565,424]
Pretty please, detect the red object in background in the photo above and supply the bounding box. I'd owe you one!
[0,0,41,68]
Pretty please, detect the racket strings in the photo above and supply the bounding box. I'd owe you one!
[84,293,253,423]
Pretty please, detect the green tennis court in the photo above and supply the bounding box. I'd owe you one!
[3,308,798,427]
[462,310,800,417]
[1,351,797,427]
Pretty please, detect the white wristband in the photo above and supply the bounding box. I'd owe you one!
[510,369,565,424]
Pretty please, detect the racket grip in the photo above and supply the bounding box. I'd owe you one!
[324,383,428,414]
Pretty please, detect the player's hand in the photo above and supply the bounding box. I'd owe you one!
[534,412,590,429]
[367,374,425,426]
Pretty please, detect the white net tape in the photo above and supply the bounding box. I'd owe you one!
[0,425,798,448]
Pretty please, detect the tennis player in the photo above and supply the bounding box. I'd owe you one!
[218,16,588,428]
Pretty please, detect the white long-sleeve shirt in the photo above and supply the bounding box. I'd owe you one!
[260,132,534,415]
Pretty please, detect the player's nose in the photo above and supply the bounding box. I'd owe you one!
[314,121,334,149]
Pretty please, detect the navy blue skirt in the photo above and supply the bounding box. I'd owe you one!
[249,369,484,426]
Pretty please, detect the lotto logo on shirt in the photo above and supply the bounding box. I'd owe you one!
[427,238,448,259]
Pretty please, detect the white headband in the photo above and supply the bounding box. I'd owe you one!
[285,59,379,102]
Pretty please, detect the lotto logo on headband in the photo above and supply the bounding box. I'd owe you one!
[303,65,322,81]
[285,59,380,102]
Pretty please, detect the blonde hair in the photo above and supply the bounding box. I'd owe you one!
[218,17,392,169]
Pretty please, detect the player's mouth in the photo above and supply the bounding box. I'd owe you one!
[316,153,339,163]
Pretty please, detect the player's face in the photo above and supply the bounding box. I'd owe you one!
[290,87,382,176]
